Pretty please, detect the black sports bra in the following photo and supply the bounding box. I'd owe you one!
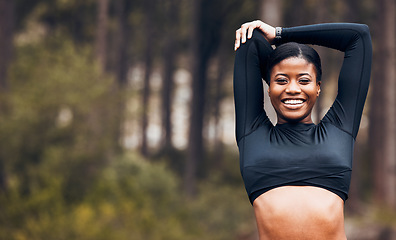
[233,23,372,204]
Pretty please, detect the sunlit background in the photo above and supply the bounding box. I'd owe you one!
[0,0,395,239]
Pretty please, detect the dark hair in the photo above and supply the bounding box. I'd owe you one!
[265,42,322,84]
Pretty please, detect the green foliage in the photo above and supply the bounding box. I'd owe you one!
[86,153,186,240]
[186,176,256,240]
[0,151,256,240]
[0,35,120,200]
[374,207,396,227]
[0,36,255,236]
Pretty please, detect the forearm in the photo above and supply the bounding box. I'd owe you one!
[278,23,371,52]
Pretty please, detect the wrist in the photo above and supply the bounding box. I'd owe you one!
[273,27,282,45]
[275,27,282,39]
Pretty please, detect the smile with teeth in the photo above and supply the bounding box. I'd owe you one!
[282,99,305,105]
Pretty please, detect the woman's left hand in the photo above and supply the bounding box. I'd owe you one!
[234,20,276,51]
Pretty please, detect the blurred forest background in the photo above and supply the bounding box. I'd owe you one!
[0,0,395,239]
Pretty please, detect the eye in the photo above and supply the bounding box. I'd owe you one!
[274,78,288,84]
[298,78,312,84]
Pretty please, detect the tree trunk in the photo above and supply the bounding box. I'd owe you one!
[211,47,227,170]
[378,0,396,209]
[0,0,13,90]
[283,0,307,26]
[312,1,326,123]
[160,0,179,151]
[259,0,281,124]
[185,0,205,197]
[114,0,129,86]
[161,45,174,151]
[371,0,396,209]
[0,156,6,192]
[344,0,363,22]
[342,0,365,213]
[184,0,230,196]
[370,39,386,205]
[140,0,155,157]
[0,0,14,192]
[95,0,109,72]
[110,0,130,154]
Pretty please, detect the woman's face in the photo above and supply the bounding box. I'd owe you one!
[268,57,321,124]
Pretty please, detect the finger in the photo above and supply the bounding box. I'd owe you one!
[247,21,258,39]
[234,39,239,51]
[235,29,241,50]
[241,24,249,43]
[247,26,255,39]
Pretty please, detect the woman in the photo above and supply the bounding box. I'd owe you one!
[233,21,372,239]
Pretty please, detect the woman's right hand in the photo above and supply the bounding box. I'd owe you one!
[234,20,276,51]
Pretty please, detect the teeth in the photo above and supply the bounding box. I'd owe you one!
[284,99,303,105]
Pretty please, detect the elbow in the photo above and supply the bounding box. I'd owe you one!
[356,24,371,40]
[350,23,372,51]
[359,24,372,52]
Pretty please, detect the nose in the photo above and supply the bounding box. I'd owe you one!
[285,81,301,94]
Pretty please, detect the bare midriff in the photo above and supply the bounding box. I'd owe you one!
[253,186,347,240]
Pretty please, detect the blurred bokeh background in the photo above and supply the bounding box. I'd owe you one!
[0,0,395,239]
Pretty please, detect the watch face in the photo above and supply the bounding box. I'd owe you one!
[275,27,282,39]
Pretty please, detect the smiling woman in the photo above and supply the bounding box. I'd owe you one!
[233,21,372,239]
[268,57,321,124]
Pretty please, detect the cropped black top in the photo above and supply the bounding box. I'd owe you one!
[233,23,372,204]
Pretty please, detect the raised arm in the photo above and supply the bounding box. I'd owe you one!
[235,22,372,138]
[233,30,273,143]
[279,23,372,138]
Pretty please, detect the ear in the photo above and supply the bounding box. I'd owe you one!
[316,81,321,96]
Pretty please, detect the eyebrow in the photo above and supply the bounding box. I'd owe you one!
[275,73,313,77]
